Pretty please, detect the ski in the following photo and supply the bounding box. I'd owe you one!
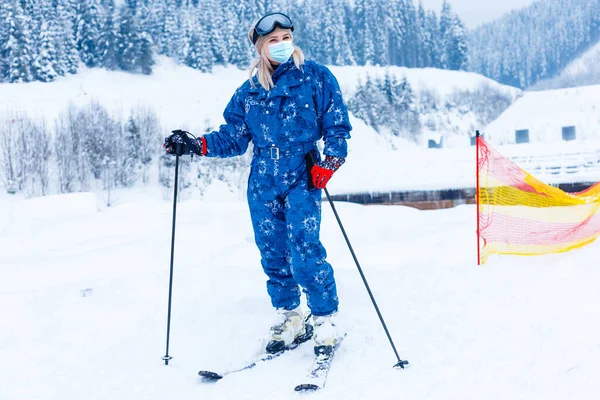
[294,334,345,392]
[198,323,313,382]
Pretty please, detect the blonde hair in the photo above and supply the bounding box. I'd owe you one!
[247,25,305,91]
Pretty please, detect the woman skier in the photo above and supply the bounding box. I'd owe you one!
[164,12,352,354]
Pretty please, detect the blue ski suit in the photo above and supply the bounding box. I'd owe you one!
[203,59,352,316]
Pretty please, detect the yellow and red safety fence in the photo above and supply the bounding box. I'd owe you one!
[476,134,600,264]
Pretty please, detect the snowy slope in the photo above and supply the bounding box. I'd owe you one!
[0,56,519,137]
[483,83,600,144]
[2,190,600,400]
[0,57,597,199]
[4,56,594,197]
[531,41,600,90]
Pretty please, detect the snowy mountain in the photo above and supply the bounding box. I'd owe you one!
[0,57,523,198]
[530,41,600,90]
[468,0,600,88]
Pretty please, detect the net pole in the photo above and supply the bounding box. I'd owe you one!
[475,130,481,265]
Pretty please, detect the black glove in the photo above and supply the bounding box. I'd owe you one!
[163,130,204,156]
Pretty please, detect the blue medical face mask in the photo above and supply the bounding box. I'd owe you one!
[269,40,294,64]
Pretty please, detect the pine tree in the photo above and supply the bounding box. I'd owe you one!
[185,31,213,72]
[366,0,388,65]
[228,1,253,67]
[385,0,405,66]
[57,0,79,75]
[203,0,229,65]
[438,0,452,69]
[469,0,600,88]
[76,0,103,67]
[0,1,12,81]
[99,0,118,70]
[33,21,58,82]
[326,0,354,65]
[175,0,195,63]
[446,16,467,71]
[416,1,429,67]
[425,10,441,68]
[161,0,180,57]
[138,32,155,74]
[116,4,139,71]
[6,0,34,83]
[401,0,418,68]
[353,0,376,65]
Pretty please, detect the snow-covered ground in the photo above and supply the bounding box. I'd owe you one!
[2,58,600,399]
[2,189,600,399]
[485,82,600,144]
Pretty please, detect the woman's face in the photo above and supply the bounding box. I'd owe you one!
[265,29,293,65]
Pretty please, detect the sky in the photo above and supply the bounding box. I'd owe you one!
[419,0,539,29]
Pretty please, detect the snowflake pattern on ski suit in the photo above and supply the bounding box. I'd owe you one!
[203,59,352,316]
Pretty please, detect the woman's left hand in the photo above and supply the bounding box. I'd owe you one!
[311,155,345,189]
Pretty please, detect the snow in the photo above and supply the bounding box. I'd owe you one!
[484,83,600,144]
[2,189,600,399]
[0,56,519,137]
[3,56,595,197]
[532,41,600,90]
[2,55,600,400]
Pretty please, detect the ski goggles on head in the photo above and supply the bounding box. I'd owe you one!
[251,12,294,44]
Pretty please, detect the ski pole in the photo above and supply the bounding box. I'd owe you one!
[163,149,181,366]
[306,151,409,369]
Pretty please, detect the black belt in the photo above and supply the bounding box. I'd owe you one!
[254,143,316,160]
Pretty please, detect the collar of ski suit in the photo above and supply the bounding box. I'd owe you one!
[249,59,305,99]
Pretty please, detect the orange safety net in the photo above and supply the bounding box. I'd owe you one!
[476,135,600,264]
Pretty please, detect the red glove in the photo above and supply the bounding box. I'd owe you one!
[311,155,345,189]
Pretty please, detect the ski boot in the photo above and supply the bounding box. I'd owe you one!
[266,306,314,354]
[312,314,342,355]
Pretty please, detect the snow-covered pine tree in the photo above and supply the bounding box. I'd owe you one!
[438,0,452,69]
[446,15,467,71]
[116,4,139,72]
[33,21,58,82]
[227,1,253,68]
[416,2,432,68]
[99,0,118,70]
[76,0,103,67]
[401,0,419,68]
[351,0,372,65]
[384,0,405,66]
[160,0,179,57]
[55,0,79,75]
[185,31,213,72]
[0,1,12,81]
[138,32,155,75]
[325,0,354,65]
[425,9,441,68]
[134,0,156,75]
[469,0,600,88]
[204,0,229,65]
[175,0,195,63]
[6,0,34,83]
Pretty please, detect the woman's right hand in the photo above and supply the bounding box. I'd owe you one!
[163,130,205,156]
